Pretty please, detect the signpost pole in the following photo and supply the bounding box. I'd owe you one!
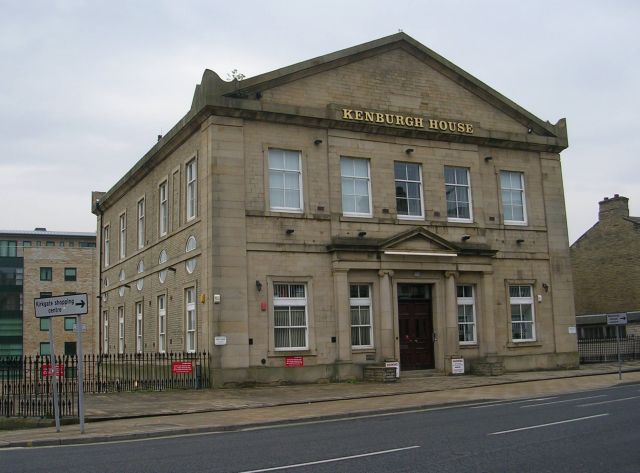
[76,316,85,433]
[48,320,61,432]
[616,325,622,381]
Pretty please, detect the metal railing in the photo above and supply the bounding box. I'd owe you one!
[578,336,640,364]
[1,352,210,418]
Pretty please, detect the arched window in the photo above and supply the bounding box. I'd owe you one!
[158,250,168,283]
[185,236,197,274]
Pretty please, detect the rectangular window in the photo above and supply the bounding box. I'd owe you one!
[22,240,32,248]
[135,301,143,354]
[445,166,473,222]
[68,241,75,247]
[186,159,197,220]
[103,225,110,267]
[64,267,77,281]
[510,285,536,342]
[137,198,145,249]
[341,157,371,217]
[273,283,307,350]
[59,241,64,247]
[119,213,126,259]
[185,287,196,353]
[64,342,77,356]
[395,162,423,219]
[40,342,51,356]
[40,292,52,298]
[158,294,166,354]
[79,241,95,248]
[118,306,125,354]
[40,318,50,331]
[500,171,527,225]
[159,180,168,236]
[350,284,373,348]
[457,285,476,344]
[0,240,17,257]
[40,267,52,281]
[64,317,75,331]
[103,310,109,354]
[46,241,55,247]
[268,149,302,212]
[36,241,41,247]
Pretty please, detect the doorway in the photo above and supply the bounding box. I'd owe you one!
[398,284,434,370]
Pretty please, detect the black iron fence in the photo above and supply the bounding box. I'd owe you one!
[578,336,640,364]
[1,352,210,418]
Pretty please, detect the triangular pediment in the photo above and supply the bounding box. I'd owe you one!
[193,33,566,141]
[380,227,459,254]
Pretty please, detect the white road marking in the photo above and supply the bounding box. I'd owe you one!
[520,395,606,408]
[577,395,640,407]
[237,445,421,472]
[470,397,557,409]
[489,413,609,435]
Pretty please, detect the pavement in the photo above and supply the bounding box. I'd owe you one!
[1,361,640,449]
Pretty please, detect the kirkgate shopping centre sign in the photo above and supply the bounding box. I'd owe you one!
[340,108,475,134]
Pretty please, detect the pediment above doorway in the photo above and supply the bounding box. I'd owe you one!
[380,227,459,256]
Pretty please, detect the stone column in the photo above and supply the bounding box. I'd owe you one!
[444,271,459,373]
[378,270,395,361]
[333,268,351,363]
[481,272,497,357]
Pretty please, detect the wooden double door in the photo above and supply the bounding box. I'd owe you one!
[398,284,434,370]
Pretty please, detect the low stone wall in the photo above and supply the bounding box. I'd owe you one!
[363,365,398,383]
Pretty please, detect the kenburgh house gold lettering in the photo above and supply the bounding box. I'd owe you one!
[340,108,474,134]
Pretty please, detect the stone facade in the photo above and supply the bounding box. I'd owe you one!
[93,33,578,385]
[0,230,96,356]
[570,195,640,337]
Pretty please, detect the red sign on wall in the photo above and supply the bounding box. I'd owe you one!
[41,364,64,377]
[285,356,304,368]
[171,361,193,374]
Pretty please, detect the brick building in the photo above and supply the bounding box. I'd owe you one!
[570,195,640,338]
[0,229,96,356]
[92,33,577,386]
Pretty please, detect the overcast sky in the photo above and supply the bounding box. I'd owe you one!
[1,0,638,243]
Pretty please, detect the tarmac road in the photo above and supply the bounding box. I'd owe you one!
[2,382,640,473]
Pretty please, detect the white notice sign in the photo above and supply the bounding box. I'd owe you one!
[452,358,465,374]
[34,294,88,318]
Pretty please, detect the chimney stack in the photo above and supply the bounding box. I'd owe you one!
[598,194,629,221]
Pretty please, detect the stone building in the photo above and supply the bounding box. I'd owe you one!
[0,229,96,356]
[570,195,640,338]
[92,33,577,386]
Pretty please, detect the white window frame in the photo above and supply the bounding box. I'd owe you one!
[118,306,125,354]
[273,283,308,351]
[119,212,126,259]
[394,162,424,220]
[340,157,372,217]
[102,310,109,354]
[509,285,536,342]
[350,284,373,349]
[135,301,143,354]
[158,294,166,354]
[186,158,197,221]
[445,166,473,223]
[185,287,196,353]
[457,285,477,345]
[159,180,168,236]
[103,224,110,267]
[185,236,197,274]
[268,149,303,213]
[137,198,145,249]
[500,171,527,225]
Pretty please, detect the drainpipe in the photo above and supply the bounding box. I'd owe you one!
[94,199,104,355]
